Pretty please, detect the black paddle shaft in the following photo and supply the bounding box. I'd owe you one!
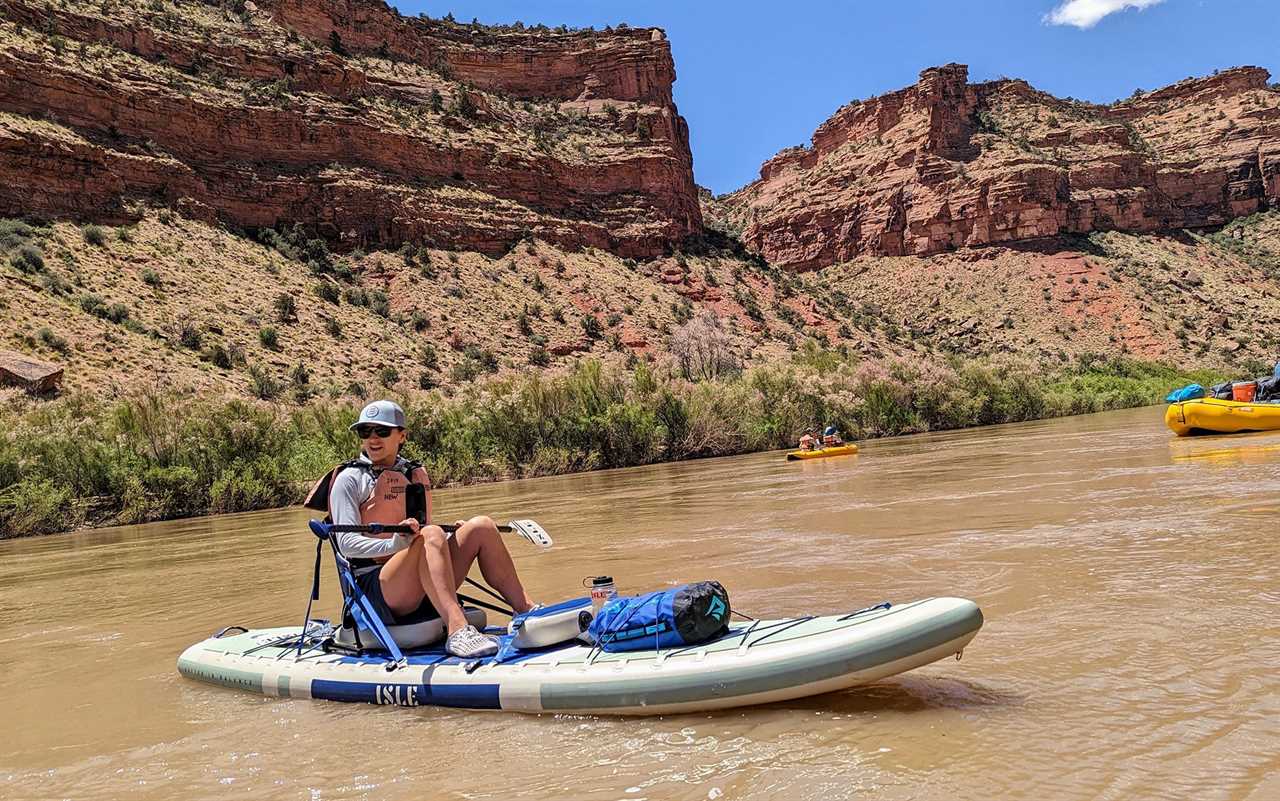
[326,522,512,534]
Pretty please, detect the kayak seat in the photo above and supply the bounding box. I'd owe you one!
[307,520,486,659]
[333,604,487,652]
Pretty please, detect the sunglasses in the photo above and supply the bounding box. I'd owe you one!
[355,425,397,439]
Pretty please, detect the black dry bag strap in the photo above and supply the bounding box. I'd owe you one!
[405,482,426,524]
[310,536,324,601]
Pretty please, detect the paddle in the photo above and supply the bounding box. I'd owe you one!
[327,519,554,548]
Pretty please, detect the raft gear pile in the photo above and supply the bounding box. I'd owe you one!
[176,519,984,715]
[1166,370,1280,436]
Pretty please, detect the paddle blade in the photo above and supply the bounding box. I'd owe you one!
[507,519,553,548]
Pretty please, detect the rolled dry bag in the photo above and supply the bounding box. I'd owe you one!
[588,582,730,653]
[509,597,594,649]
[1165,383,1205,403]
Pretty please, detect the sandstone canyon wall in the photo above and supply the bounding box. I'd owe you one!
[0,0,701,256]
[721,64,1280,270]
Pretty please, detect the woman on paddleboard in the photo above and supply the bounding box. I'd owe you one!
[325,400,536,658]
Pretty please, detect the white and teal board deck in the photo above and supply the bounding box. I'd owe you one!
[178,597,983,715]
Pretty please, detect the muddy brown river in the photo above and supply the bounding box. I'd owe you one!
[2,406,1278,800]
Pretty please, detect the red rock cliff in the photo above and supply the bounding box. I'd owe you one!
[723,64,1280,270]
[0,0,701,256]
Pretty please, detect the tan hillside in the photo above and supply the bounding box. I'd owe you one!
[4,210,1280,403]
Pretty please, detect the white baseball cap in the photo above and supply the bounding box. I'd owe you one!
[350,400,406,430]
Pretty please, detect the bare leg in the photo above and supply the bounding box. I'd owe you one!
[378,527,470,632]
[449,516,535,613]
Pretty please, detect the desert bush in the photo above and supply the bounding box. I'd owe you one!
[247,364,282,399]
[274,292,297,323]
[580,314,603,340]
[0,218,36,250]
[314,281,340,304]
[11,244,45,273]
[671,311,739,382]
[201,342,233,369]
[82,224,107,246]
[259,326,280,350]
[37,327,68,352]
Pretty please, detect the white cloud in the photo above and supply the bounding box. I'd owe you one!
[1044,0,1167,29]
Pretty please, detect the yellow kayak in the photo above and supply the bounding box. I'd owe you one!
[1165,398,1280,436]
[786,444,858,460]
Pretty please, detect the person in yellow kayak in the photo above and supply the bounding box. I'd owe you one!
[821,425,844,446]
[798,429,818,451]
[323,400,537,659]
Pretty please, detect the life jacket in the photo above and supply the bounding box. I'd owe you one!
[799,434,814,449]
[822,434,839,446]
[304,458,430,569]
[303,458,430,526]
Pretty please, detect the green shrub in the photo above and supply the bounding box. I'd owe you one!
[77,293,106,317]
[11,244,45,273]
[141,268,162,287]
[104,302,130,323]
[0,218,35,250]
[581,314,603,340]
[247,364,281,399]
[201,342,233,369]
[274,292,297,323]
[37,327,68,352]
[0,478,79,538]
[450,357,483,383]
[82,224,107,246]
[462,345,498,372]
[419,343,439,369]
[314,281,340,304]
[259,326,280,350]
[176,321,203,349]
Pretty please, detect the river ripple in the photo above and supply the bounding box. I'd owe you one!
[2,405,1277,800]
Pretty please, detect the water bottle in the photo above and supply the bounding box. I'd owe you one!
[588,575,617,614]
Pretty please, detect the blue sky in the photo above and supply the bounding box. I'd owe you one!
[393,1,1280,195]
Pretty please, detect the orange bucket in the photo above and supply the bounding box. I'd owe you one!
[1232,381,1257,402]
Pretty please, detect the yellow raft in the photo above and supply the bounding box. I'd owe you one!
[786,444,859,460]
[1165,398,1280,436]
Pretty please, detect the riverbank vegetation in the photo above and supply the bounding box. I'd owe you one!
[0,352,1219,537]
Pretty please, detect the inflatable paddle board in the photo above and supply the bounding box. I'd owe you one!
[178,596,982,715]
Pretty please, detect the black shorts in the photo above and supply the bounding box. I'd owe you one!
[353,565,438,625]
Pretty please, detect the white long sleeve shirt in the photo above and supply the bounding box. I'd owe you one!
[328,454,416,560]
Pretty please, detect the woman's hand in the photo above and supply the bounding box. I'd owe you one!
[398,518,421,536]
